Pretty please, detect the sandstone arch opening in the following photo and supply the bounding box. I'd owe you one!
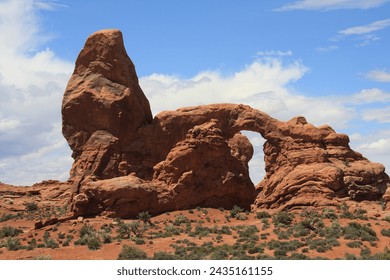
[240,131,266,187]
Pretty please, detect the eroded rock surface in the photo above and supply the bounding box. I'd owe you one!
[62,29,389,218]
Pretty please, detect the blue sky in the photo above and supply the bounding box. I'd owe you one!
[0,0,389,185]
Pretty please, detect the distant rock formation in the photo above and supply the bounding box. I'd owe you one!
[62,29,389,218]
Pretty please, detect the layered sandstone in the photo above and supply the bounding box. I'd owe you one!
[62,29,389,218]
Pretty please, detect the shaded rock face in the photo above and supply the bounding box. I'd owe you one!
[62,29,153,180]
[63,29,389,218]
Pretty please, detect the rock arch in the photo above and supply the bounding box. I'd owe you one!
[63,29,389,218]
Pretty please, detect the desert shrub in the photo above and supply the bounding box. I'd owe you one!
[0,226,23,238]
[189,225,211,237]
[45,238,59,249]
[100,232,112,244]
[210,248,229,260]
[267,240,304,253]
[116,220,131,239]
[319,221,343,239]
[354,208,368,220]
[229,205,244,219]
[217,225,232,235]
[33,255,51,260]
[343,222,377,241]
[86,235,102,250]
[80,225,95,238]
[344,253,358,260]
[256,211,271,219]
[248,245,264,254]
[6,238,21,251]
[360,247,372,259]
[24,202,39,212]
[346,241,362,248]
[0,213,19,222]
[381,229,390,237]
[307,237,339,253]
[116,220,146,239]
[273,249,287,258]
[371,247,390,260]
[292,223,310,238]
[153,251,177,260]
[117,245,147,260]
[339,202,355,219]
[322,208,338,219]
[237,225,259,240]
[164,225,181,237]
[27,238,37,250]
[134,238,145,245]
[289,253,310,260]
[173,214,190,226]
[261,218,270,230]
[272,211,293,227]
[75,224,102,250]
[383,216,390,223]
[137,211,152,225]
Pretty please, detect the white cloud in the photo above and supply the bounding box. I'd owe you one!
[331,19,390,46]
[339,19,390,35]
[0,0,73,185]
[361,107,390,123]
[275,0,390,11]
[315,45,339,53]
[366,70,390,82]
[256,50,293,57]
[141,59,356,130]
[358,138,390,155]
[349,130,390,169]
[351,88,390,103]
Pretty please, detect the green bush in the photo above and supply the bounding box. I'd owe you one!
[256,211,271,219]
[33,255,52,260]
[173,214,190,226]
[137,211,152,224]
[346,241,362,248]
[87,235,102,250]
[381,229,390,237]
[343,222,377,241]
[322,208,338,219]
[229,205,244,219]
[45,238,59,249]
[0,226,23,238]
[80,225,95,238]
[117,245,147,260]
[0,213,19,222]
[25,202,39,212]
[272,211,293,227]
[307,238,339,253]
[6,237,21,251]
[153,251,177,260]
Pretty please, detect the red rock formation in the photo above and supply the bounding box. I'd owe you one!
[62,29,153,180]
[63,29,389,218]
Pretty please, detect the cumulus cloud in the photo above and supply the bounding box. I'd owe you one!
[141,58,357,129]
[366,70,390,82]
[361,107,390,123]
[275,0,390,11]
[351,88,390,103]
[0,0,73,185]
